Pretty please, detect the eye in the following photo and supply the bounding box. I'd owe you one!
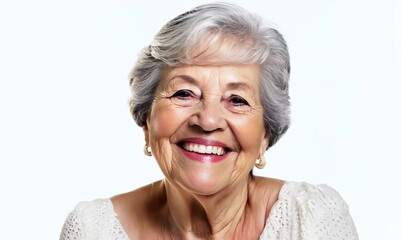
[225,95,251,113]
[168,89,200,106]
[229,95,249,106]
[171,89,193,99]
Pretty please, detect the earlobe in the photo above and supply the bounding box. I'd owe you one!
[255,132,269,169]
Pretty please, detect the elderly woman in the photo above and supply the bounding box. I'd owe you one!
[60,3,358,239]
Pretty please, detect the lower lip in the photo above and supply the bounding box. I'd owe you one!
[179,147,229,163]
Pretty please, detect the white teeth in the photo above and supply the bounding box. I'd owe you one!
[182,143,226,156]
[198,145,206,153]
[212,146,218,154]
[205,146,212,154]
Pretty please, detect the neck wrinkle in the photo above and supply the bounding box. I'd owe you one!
[163,178,250,239]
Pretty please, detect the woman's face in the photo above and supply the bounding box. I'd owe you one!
[144,63,269,195]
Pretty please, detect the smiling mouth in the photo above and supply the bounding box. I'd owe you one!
[179,142,228,156]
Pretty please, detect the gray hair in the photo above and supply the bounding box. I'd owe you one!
[129,2,290,147]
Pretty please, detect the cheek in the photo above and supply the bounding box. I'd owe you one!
[149,102,182,138]
[230,113,266,153]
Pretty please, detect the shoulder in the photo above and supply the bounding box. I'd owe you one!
[249,176,285,216]
[110,180,167,237]
[279,181,356,224]
[60,199,129,240]
[261,181,358,239]
[280,181,350,208]
[73,198,113,217]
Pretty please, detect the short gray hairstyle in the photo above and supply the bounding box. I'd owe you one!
[129,2,290,147]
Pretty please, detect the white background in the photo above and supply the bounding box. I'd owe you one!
[1,0,400,239]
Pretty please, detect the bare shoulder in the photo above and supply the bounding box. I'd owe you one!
[110,180,167,237]
[111,180,166,209]
[249,176,285,216]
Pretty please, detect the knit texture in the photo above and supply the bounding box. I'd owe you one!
[60,182,358,239]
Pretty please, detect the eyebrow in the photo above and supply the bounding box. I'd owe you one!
[225,82,253,91]
[168,74,253,91]
[168,75,199,85]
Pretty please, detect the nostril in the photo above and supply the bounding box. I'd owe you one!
[187,108,227,132]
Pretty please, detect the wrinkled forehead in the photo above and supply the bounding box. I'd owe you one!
[159,63,261,97]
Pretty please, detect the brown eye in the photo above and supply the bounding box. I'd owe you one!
[229,95,249,106]
[225,95,251,113]
[168,89,200,106]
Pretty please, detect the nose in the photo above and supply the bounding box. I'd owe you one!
[188,98,227,132]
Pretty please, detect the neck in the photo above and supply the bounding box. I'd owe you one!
[163,177,252,239]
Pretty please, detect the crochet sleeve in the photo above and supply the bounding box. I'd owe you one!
[296,184,358,239]
[59,199,130,240]
[260,182,358,239]
[59,203,84,240]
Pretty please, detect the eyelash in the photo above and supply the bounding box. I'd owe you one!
[167,89,200,106]
[169,89,197,99]
[228,95,249,106]
[167,89,251,112]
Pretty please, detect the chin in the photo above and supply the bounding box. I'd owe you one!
[174,171,231,196]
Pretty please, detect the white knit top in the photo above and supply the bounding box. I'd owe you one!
[60,182,358,239]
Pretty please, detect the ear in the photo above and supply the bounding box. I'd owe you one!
[143,123,150,145]
[261,131,270,153]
